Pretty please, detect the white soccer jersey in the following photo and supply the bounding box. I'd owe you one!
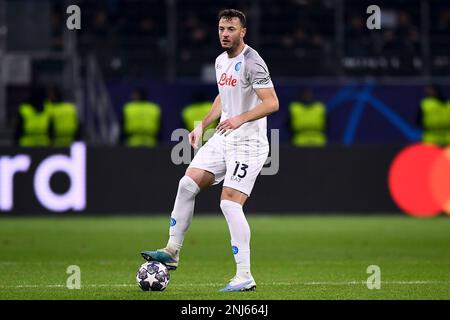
[215,44,273,144]
[188,45,273,195]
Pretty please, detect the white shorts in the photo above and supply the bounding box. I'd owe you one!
[188,134,269,196]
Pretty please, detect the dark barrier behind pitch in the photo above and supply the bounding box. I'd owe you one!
[0,144,401,215]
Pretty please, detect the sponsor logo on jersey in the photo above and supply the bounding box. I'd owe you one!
[216,63,222,70]
[170,217,177,226]
[218,73,237,87]
[235,62,242,71]
[232,246,239,255]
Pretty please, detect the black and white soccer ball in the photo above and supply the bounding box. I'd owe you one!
[136,261,170,291]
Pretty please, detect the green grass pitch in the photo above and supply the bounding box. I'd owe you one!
[0,215,448,300]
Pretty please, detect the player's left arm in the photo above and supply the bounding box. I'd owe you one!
[216,88,279,134]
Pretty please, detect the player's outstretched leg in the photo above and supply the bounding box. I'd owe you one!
[141,175,201,270]
[219,199,256,292]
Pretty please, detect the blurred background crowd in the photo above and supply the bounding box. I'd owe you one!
[0,0,449,147]
[47,0,450,77]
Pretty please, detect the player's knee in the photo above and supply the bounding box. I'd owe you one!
[185,168,215,189]
[220,199,241,212]
[178,175,201,195]
[220,199,231,213]
[221,189,235,201]
[221,188,247,205]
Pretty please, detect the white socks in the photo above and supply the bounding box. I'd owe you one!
[165,178,252,280]
[167,175,200,252]
[220,199,252,279]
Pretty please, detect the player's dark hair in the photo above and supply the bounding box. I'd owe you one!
[218,9,246,28]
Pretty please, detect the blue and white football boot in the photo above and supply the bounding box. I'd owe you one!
[219,275,257,292]
[140,247,179,271]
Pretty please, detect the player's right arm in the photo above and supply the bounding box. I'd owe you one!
[188,94,222,149]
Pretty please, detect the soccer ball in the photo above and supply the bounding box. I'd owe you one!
[136,261,170,291]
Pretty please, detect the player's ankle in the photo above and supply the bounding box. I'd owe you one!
[236,268,252,280]
[165,243,181,257]
[166,240,182,254]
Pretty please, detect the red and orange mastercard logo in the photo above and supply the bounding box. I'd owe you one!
[388,143,450,217]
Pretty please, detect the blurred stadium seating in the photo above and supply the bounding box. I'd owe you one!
[71,0,450,78]
[0,0,449,147]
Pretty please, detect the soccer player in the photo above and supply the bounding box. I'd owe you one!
[141,9,279,292]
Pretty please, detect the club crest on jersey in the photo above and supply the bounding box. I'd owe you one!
[235,62,242,71]
[218,73,237,87]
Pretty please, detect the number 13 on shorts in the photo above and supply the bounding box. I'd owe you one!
[232,161,249,179]
[224,153,267,197]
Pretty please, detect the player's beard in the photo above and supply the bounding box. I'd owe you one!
[222,38,241,55]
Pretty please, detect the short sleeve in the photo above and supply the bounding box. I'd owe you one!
[245,53,273,90]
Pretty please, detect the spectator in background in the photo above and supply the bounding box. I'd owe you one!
[346,15,373,56]
[92,10,109,36]
[289,88,327,147]
[395,11,419,54]
[16,87,51,147]
[138,16,157,36]
[122,88,161,147]
[381,29,400,56]
[182,92,215,143]
[179,13,210,64]
[45,87,80,147]
[419,84,450,146]
[282,26,309,50]
[282,24,323,52]
[50,3,63,51]
[383,11,419,55]
[436,9,450,34]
